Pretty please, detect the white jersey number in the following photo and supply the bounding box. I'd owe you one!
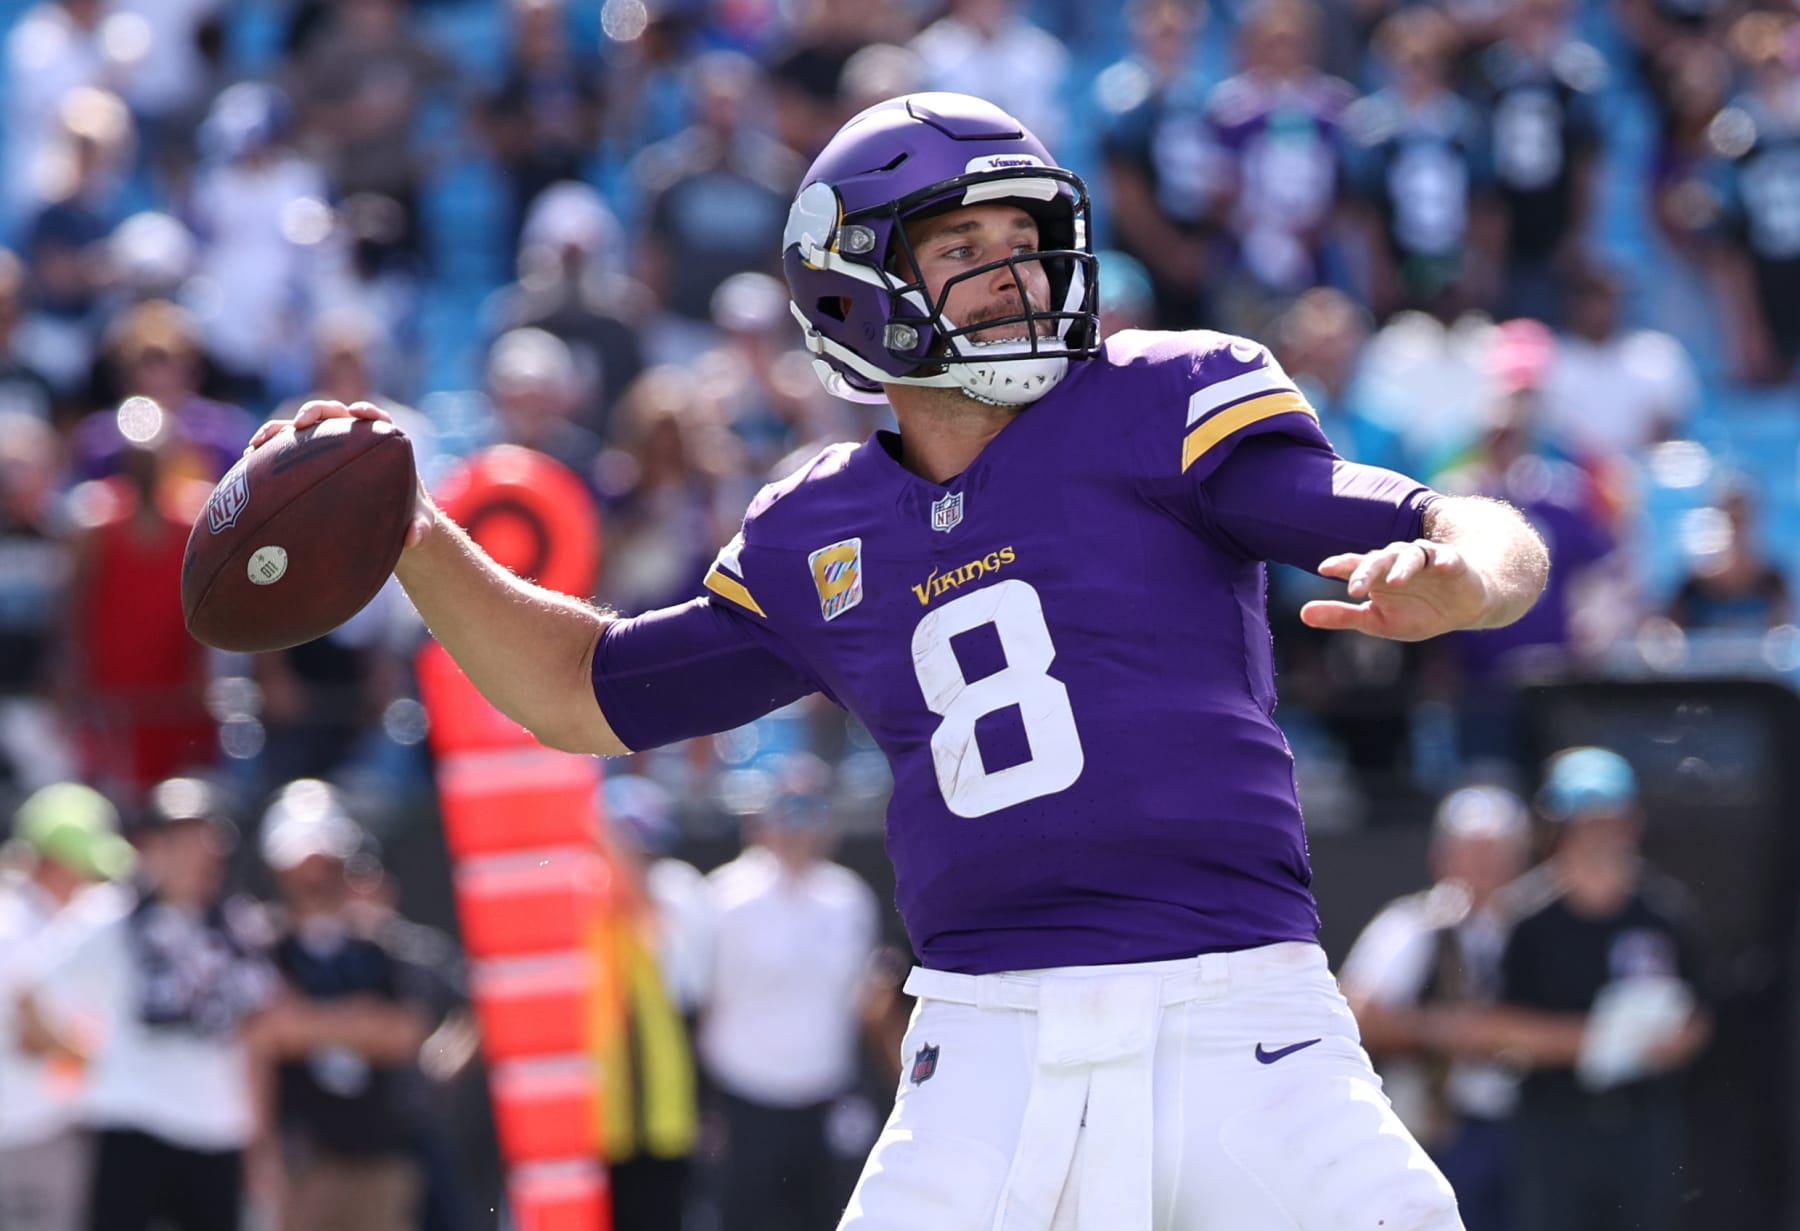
[909,579,1085,817]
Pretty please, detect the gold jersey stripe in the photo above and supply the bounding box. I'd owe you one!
[1180,391,1319,473]
[704,567,768,617]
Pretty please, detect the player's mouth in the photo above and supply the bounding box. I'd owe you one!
[966,302,1053,345]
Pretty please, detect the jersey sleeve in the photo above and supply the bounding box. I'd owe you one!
[1198,434,1437,570]
[1125,330,1433,564]
[592,597,822,752]
[1169,333,1330,482]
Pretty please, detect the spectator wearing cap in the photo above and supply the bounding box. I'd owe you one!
[492,181,652,440]
[592,773,708,1231]
[256,779,436,1231]
[1487,747,1710,1231]
[698,778,879,1231]
[1339,784,1533,1231]
[0,783,131,1231]
[16,776,282,1231]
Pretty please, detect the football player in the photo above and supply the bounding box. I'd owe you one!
[259,93,1547,1230]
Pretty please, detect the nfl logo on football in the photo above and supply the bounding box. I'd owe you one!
[931,491,963,533]
[207,465,251,534]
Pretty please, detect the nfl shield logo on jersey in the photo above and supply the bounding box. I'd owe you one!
[206,462,251,534]
[930,491,963,533]
[910,1043,939,1085]
[808,538,864,622]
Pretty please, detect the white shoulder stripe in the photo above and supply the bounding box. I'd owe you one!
[1185,365,1299,427]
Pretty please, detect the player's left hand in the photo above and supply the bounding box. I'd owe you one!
[1301,539,1491,642]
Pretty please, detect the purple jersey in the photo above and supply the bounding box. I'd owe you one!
[595,330,1433,973]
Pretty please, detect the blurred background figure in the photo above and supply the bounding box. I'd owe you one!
[595,772,708,1231]
[1339,784,1533,1231]
[909,0,1069,152]
[18,776,279,1231]
[1201,0,1357,337]
[282,0,452,271]
[484,325,602,480]
[492,181,650,440]
[76,299,254,486]
[479,0,603,248]
[1427,336,1623,767]
[630,50,803,362]
[1094,0,1215,328]
[0,412,77,793]
[259,779,435,1231]
[1346,7,1500,320]
[0,248,58,420]
[698,270,841,475]
[0,782,132,1231]
[1664,479,1793,635]
[594,366,732,614]
[1709,11,1800,387]
[185,81,326,406]
[699,769,879,1231]
[1465,0,1603,326]
[60,412,217,804]
[1495,747,1710,1231]
[1537,264,1699,463]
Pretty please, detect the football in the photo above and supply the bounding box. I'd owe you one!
[181,417,416,653]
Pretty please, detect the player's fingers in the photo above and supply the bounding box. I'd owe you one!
[292,399,349,427]
[1384,542,1430,586]
[345,400,393,422]
[1349,541,1420,596]
[246,419,291,450]
[1316,554,1363,579]
[1299,599,1370,630]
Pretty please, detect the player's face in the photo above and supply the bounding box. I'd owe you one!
[903,204,1053,345]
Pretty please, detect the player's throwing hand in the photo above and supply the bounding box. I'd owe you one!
[248,400,437,548]
[1301,539,1492,642]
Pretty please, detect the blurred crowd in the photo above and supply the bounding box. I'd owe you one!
[1,758,903,1231]
[0,0,1798,1226]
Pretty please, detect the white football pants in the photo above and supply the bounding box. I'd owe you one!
[838,942,1462,1231]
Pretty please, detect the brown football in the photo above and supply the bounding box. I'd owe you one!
[181,418,415,652]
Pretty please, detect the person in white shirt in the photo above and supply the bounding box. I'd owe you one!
[0,782,133,1231]
[18,776,281,1231]
[699,780,879,1231]
[1337,785,1534,1231]
[1538,266,1699,460]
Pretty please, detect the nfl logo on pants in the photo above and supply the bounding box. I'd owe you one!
[931,491,963,532]
[910,1043,939,1084]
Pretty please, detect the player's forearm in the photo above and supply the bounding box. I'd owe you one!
[397,507,628,754]
[1423,496,1549,631]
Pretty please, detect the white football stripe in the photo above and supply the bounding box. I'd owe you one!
[1185,365,1298,427]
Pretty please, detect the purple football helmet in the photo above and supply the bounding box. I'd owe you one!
[782,93,1099,406]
